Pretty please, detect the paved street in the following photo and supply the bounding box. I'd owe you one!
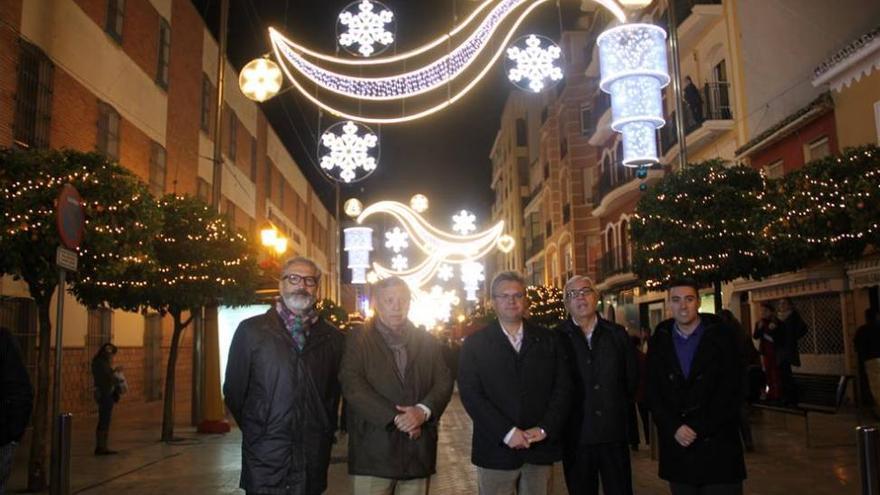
[7,392,867,494]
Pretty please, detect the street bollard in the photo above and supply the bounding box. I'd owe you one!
[50,413,72,495]
[857,425,880,495]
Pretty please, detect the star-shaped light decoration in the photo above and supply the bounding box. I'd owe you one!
[384,227,409,253]
[506,34,564,93]
[391,254,409,271]
[452,209,477,235]
[239,58,283,102]
[437,263,454,282]
[337,0,395,57]
[320,121,379,183]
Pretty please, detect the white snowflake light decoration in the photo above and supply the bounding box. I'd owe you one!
[452,210,477,235]
[320,120,379,183]
[437,264,454,282]
[391,254,409,271]
[337,0,395,57]
[384,227,409,253]
[460,261,485,302]
[506,34,564,93]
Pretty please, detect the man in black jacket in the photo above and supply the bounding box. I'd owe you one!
[1,326,33,494]
[224,256,344,495]
[647,279,746,495]
[458,271,570,495]
[558,276,638,495]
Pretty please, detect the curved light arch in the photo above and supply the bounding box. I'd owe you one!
[267,0,628,124]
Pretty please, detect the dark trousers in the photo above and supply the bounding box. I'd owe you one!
[563,442,633,495]
[637,402,651,445]
[669,482,743,495]
[97,395,114,431]
[780,361,798,405]
[0,442,16,495]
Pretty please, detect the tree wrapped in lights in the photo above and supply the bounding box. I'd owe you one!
[145,195,259,441]
[767,145,880,269]
[0,148,160,491]
[317,298,349,330]
[526,285,566,328]
[631,161,772,309]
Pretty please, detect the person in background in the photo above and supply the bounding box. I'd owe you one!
[854,309,880,416]
[776,298,808,406]
[720,309,759,453]
[752,302,781,402]
[0,326,33,493]
[91,342,120,455]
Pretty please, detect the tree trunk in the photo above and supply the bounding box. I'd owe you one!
[27,293,53,491]
[713,280,723,314]
[160,309,191,442]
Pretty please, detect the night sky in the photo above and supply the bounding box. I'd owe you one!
[192,0,571,226]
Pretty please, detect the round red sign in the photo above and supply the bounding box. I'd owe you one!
[56,184,84,249]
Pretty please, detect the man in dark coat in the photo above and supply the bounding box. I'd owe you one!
[224,256,344,495]
[1,327,33,493]
[339,276,453,495]
[854,309,880,409]
[683,76,704,124]
[776,298,808,406]
[558,276,638,495]
[458,271,570,495]
[647,279,746,495]
[91,342,120,455]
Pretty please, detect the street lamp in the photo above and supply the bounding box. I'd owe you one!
[259,222,288,257]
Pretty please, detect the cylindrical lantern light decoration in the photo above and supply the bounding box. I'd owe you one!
[344,227,374,284]
[597,23,670,167]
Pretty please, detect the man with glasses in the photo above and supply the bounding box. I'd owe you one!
[557,276,638,495]
[647,278,746,495]
[224,256,345,495]
[340,276,453,495]
[458,271,570,495]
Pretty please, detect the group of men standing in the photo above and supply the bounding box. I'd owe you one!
[224,258,746,495]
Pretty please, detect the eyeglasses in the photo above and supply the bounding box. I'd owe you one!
[565,287,595,300]
[281,273,318,287]
[493,292,525,302]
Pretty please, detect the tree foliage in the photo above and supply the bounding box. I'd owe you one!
[526,284,566,328]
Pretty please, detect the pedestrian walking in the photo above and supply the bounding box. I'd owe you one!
[224,256,345,495]
[647,279,746,494]
[776,298,808,406]
[339,276,453,495]
[752,302,781,401]
[557,275,638,495]
[0,327,33,494]
[91,342,120,455]
[458,271,570,495]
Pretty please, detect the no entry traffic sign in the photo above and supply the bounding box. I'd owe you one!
[56,184,84,250]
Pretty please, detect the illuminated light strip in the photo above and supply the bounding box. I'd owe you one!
[270,0,550,124]
[270,0,530,101]
[275,0,497,66]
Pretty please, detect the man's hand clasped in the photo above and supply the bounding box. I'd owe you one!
[394,405,427,440]
[505,427,547,449]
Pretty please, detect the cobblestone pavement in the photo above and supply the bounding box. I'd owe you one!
[7,393,866,494]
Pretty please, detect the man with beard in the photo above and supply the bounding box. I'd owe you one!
[340,276,453,495]
[647,279,746,495]
[558,275,638,495]
[225,256,344,495]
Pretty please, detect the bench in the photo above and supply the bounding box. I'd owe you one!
[753,373,852,447]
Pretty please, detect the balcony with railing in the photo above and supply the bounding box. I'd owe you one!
[661,81,734,164]
[524,236,545,262]
[596,253,634,285]
[665,0,724,49]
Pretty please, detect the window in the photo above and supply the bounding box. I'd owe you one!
[105,0,125,42]
[149,142,166,196]
[200,75,211,132]
[97,101,120,160]
[560,137,568,158]
[515,118,527,146]
[14,41,53,149]
[224,199,236,226]
[250,137,258,181]
[540,107,548,124]
[156,18,170,88]
[805,136,830,162]
[279,181,285,209]
[227,110,237,161]
[197,178,210,201]
[580,103,593,136]
[763,159,784,180]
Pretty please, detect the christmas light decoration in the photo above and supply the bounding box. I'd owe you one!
[344,198,364,218]
[452,209,477,235]
[384,226,409,253]
[390,253,409,270]
[409,285,459,329]
[460,261,485,301]
[597,23,669,167]
[437,263,454,282]
[320,120,379,183]
[239,58,283,102]
[497,234,515,253]
[410,194,429,213]
[506,34,563,93]
[344,226,374,284]
[337,0,395,57]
